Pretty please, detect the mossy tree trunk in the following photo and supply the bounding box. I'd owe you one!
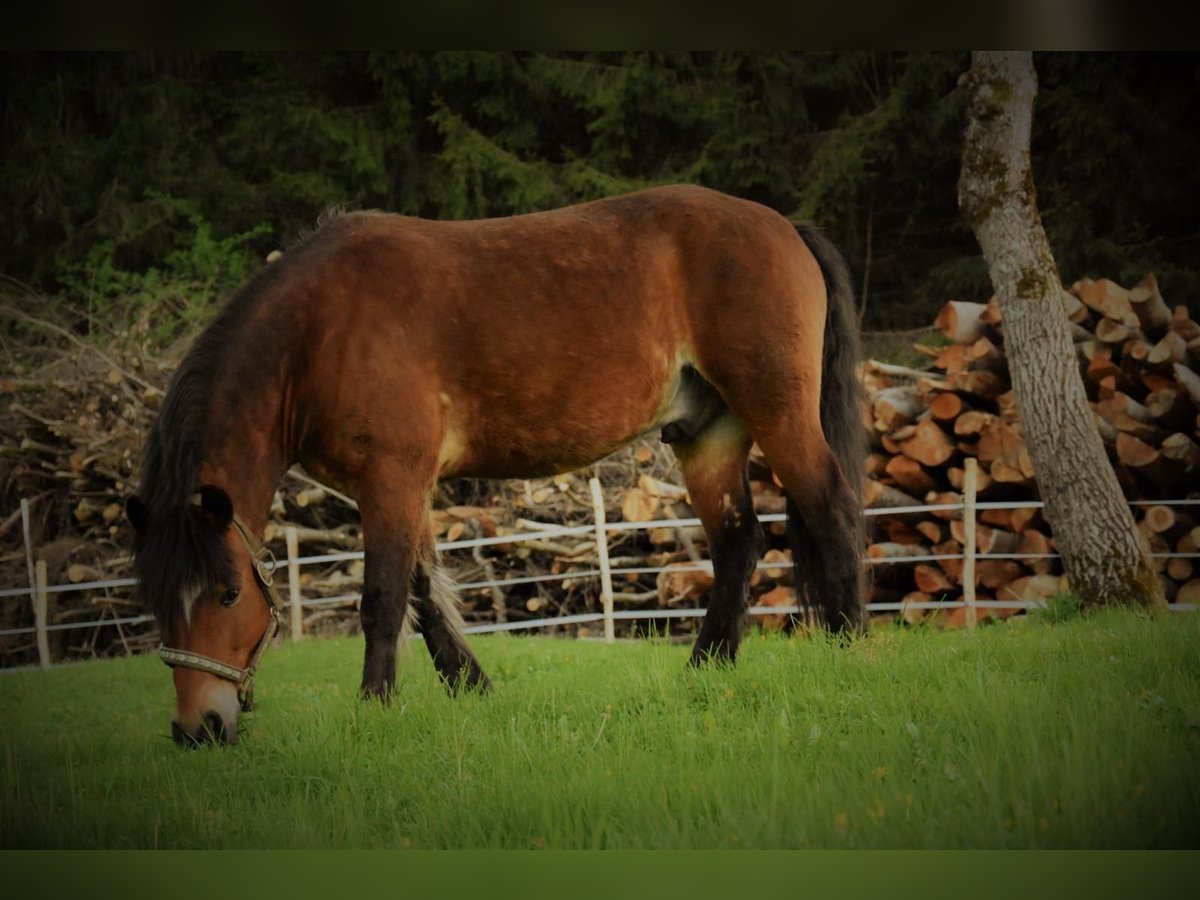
[957,51,1165,611]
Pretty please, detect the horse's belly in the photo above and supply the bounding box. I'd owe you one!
[441,365,694,480]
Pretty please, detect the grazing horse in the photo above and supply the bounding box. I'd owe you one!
[126,185,866,746]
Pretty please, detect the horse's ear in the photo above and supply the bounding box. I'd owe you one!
[125,495,149,534]
[195,485,235,530]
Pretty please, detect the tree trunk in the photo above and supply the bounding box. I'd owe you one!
[957,51,1165,611]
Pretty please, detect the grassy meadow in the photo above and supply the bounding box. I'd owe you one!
[2,610,1199,849]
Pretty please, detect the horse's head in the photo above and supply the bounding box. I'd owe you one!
[127,485,280,747]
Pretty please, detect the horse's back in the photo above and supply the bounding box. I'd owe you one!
[286,186,824,482]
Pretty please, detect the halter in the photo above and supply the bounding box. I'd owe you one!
[158,505,285,712]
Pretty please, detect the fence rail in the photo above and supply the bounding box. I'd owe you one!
[4,469,1198,667]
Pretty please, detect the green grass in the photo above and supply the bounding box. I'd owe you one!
[3,611,1199,849]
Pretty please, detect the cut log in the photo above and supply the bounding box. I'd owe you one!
[965,336,1006,374]
[932,541,964,582]
[999,574,1069,604]
[656,565,714,605]
[950,369,1008,400]
[1128,273,1171,339]
[1071,277,1138,327]
[1060,287,1090,324]
[951,520,1021,555]
[897,418,956,467]
[929,391,965,423]
[1116,432,1183,489]
[977,559,1023,590]
[948,465,993,494]
[1146,331,1189,371]
[1167,557,1194,583]
[1145,389,1194,433]
[954,410,994,437]
[915,520,944,543]
[872,385,923,432]
[1177,580,1200,606]
[1171,307,1200,342]
[979,507,1014,529]
[1140,505,1195,540]
[899,592,933,624]
[884,454,937,496]
[884,520,925,546]
[1089,347,1141,396]
[863,480,922,511]
[1173,363,1200,406]
[925,491,964,520]
[1010,506,1041,534]
[1095,390,1152,423]
[977,420,1035,479]
[1095,317,1137,345]
[1018,529,1056,575]
[867,542,930,561]
[934,300,990,344]
[934,343,969,375]
[914,564,954,594]
[1161,432,1200,474]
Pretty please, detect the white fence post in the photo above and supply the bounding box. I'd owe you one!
[34,559,50,669]
[588,477,616,643]
[963,458,979,629]
[20,497,35,606]
[286,526,303,641]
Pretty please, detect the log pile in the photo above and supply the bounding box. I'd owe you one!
[843,273,1200,621]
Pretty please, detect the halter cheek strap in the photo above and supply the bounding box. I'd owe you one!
[158,507,286,712]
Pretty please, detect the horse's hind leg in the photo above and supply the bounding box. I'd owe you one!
[675,412,764,665]
[411,557,491,693]
[745,417,865,633]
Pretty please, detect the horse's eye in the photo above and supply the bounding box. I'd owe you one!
[220,588,241,608]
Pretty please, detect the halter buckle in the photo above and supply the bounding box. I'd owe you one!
[253,547,276,588]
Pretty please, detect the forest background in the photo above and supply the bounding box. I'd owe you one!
[3,51,1198,340]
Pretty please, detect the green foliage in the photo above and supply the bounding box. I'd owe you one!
[55,192,268,347]
[1031,592,1086,624]
[2,611,1199,848]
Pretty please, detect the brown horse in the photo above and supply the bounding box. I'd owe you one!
[126,185,866,746]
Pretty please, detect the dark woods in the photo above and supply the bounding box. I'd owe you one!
[3,52,1198,333]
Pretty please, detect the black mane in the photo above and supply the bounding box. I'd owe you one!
[131,238,315,632]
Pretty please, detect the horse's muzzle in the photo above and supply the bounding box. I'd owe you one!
[172,710,237,747]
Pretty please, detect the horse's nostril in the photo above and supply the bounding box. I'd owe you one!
[202,711,226,743]
[172,720,211,748]
[171,713,227,748]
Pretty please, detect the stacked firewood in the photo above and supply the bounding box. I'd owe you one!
[853,273,1200,620]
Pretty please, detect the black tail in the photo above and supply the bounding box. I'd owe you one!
[790,223,867,630]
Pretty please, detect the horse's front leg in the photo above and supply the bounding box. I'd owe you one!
[359,537,416,701]
[358,472,429,702]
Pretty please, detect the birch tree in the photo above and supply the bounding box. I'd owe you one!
[957,51,1165,610]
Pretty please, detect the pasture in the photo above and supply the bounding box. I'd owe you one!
[2,609,1199,849]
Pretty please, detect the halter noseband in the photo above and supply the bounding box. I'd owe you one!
[158,503,285,712]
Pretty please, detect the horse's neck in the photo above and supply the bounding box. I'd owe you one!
[196,381,290,536]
